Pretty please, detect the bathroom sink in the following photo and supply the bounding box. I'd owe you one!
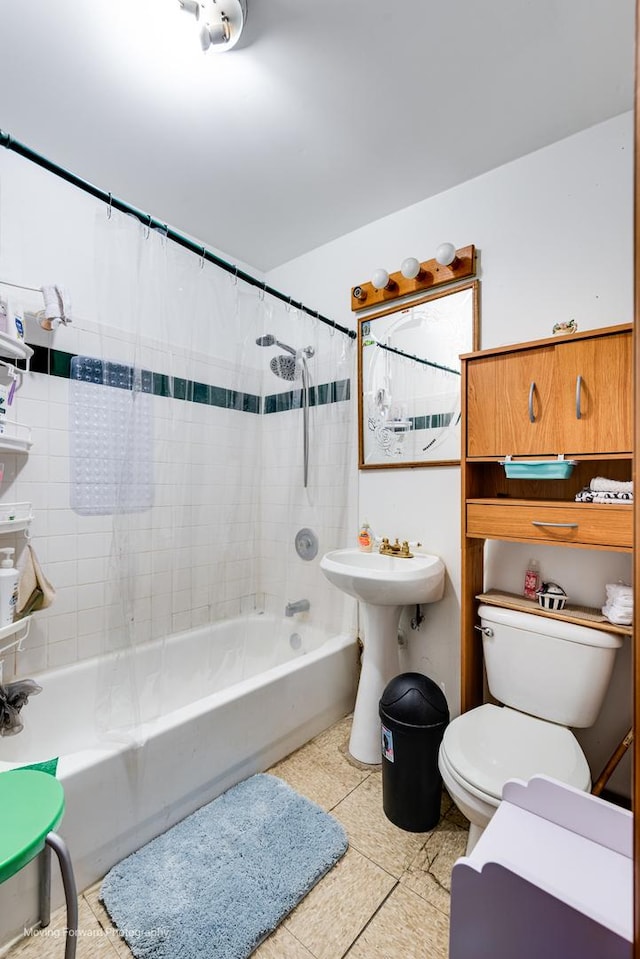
[320,547,445,606]
[320,547,446,764]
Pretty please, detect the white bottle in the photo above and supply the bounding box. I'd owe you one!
[6,300,24,342]
[0,547,19,626]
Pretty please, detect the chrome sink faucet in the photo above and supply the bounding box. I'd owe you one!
[285,599,310,617]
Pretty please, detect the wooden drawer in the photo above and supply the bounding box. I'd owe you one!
[466,501,632,549]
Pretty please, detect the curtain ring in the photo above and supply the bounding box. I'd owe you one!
[144,213,152,238]
[107,193,113,219]
[329,318,336,336]
[200,246,206,270]
[233,265,239,285]
[259,281,266,301]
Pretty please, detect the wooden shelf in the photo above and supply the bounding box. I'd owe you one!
[477,589,632,638]
[461,324,633,712]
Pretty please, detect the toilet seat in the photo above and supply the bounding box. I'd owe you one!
[441,703,591,802]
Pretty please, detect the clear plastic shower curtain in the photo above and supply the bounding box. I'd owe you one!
[87,209,355,743]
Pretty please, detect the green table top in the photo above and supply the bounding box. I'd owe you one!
[0,769,64,883]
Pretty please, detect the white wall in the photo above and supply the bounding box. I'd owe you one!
[267,112,634,795]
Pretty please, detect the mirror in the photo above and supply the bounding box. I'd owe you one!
[358,280,479,468]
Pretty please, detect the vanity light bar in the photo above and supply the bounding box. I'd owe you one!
[351,244,476,312]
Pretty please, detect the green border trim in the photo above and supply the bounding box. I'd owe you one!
[27,346,350,415]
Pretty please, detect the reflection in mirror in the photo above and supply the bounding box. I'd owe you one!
[358,280,479,468]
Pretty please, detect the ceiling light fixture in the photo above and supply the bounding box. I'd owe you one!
[178,0,247,52]
[351,245,477,310]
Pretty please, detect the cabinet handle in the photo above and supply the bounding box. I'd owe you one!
[528,381,536,423]
[575,375,582,420]
[531,521,578,529]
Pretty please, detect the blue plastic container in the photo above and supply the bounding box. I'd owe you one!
[501,459,577,480]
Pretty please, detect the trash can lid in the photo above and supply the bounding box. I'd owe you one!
[379,672,449,727]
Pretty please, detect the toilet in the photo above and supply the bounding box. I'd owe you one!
[439,605,623,853]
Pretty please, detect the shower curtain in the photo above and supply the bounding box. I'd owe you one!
[83,209,355,740]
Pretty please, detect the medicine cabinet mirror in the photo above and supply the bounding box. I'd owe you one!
[357,280,479,469]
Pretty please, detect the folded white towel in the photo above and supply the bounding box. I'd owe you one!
[58,286,72,323]
[602,604,633,626]
[605,583,633,601]
[39,285,72,326]
[590,476,633,494]
[602,583,633,624]
[41,285,61,320]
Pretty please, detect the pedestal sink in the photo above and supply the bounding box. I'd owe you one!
[320,547,445,764]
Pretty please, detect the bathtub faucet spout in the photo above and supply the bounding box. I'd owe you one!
[285,599,310,617]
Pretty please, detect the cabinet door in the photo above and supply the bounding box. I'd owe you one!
[466,346,557,456]
[466,355,502,456]
[555,332,632,455]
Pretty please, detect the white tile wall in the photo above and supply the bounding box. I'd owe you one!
[6,329,353,683]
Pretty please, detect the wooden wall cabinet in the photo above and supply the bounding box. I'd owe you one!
[461,324,633,712]
[466,325,632,458]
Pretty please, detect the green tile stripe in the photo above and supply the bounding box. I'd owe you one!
[411,411,460,430]
[263,379,350,414]
[29,346,349,414]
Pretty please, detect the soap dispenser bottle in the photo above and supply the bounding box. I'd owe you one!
[0,547,19,627]
[523,557,541,600]
[358,521,374,552]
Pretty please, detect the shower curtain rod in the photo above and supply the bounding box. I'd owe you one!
[0,130,356,340]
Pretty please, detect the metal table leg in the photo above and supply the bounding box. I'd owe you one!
[45,832,78,959]
[38,842,52,928]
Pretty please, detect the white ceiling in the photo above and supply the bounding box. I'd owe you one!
[0,1,634,272]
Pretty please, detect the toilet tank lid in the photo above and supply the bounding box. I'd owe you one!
[477,604,623,649]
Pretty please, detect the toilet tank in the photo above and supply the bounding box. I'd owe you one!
[478,604,623,728]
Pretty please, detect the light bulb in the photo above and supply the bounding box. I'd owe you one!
[199,0,246,52]
[400,257,421,279]
[372,268,390,290]
[200,17,229,49]
[435,242,457,267]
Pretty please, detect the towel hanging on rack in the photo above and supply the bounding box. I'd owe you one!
[16,545,56,617]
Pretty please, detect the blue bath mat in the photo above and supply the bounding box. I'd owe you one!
[100,773,348,959]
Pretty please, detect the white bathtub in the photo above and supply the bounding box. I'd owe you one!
[0,615,358,949]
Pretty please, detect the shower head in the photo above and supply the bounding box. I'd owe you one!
[255,333,296,356]
[270,355,300,381]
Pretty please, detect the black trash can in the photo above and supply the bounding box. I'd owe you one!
[379,672,449,832]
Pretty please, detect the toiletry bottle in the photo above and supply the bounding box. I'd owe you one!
[0,547,19,626]
[5,299,24,342]
[523,558,541,600]
[358,521,373,552]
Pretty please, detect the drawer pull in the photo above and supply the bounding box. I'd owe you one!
[531,521,578,529]
[575,375,583,420]
[528,381,536,423]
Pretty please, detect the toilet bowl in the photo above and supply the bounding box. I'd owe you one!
[440,605,622,853]
[439,703,591,852]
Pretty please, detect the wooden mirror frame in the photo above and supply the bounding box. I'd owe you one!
[357,280,480,470]
[633,3,639,950]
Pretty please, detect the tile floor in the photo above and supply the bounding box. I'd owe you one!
[5,715,468,959]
